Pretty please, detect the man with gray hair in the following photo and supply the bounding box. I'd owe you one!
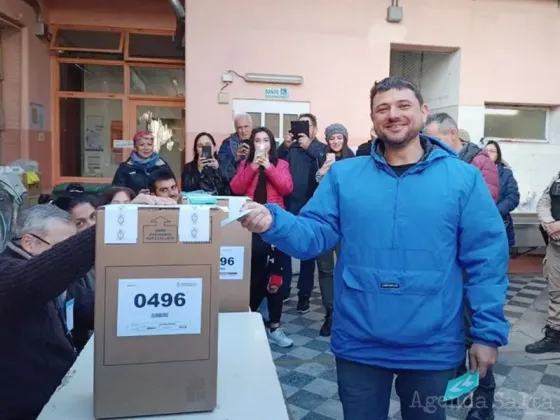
[424,112,499,202]
[218,113,254,182]
[0,193,174,419]
[0,204,93,419]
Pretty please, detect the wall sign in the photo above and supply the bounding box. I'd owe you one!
[264,87,288,100]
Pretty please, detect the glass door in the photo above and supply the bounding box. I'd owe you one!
[128,100,186,183]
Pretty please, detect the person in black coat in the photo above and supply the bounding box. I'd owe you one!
[356,128,377,157]
[0,194,176,419]
[484,140,520,247]
[112,130,171,194]
[181,132,230,195]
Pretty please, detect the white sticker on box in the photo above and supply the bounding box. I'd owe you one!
[220,246,245,280]
[178,205,210,242]
[116,278,203,337]
[104,205,139,244]
[228,197,247,219]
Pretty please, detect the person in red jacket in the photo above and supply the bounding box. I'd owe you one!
[230,126,294,348]
[424,113,499,202]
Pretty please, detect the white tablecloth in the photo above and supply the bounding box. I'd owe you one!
[38,312,289,420]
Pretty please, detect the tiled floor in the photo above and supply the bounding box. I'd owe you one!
[270,275,560,420]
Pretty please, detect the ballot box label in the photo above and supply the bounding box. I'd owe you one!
[117,277,203,337]
[220,246,245,280]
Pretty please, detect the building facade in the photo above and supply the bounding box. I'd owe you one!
[0,0,558,200]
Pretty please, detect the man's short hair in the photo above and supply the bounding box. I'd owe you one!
[298,113,318,127]
[425,112,458,134]
[369,77,424,112]
[148,168,177,193]
[13,204,72,239]
[233,113,253,126]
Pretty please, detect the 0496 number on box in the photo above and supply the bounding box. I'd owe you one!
[117,278,203,337]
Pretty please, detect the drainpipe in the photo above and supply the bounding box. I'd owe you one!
[169,0,185,19]
[22,0,49,40]
[169,0,185,48]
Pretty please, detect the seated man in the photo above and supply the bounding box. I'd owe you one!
[148,168,180,203]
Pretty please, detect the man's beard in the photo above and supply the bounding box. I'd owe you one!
[377,125,421,150]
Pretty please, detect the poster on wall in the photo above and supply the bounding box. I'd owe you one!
[84,116,105,176]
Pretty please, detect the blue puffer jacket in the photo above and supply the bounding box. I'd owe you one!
[496,163,520,247]
[262,135,509,370]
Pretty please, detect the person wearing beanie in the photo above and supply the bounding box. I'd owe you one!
[315,123,355,336]
[112,130,172,194]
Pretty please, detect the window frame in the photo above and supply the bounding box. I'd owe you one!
[50,25,125,53]
[125,29,184,64]
[483,104,550,144]
[50,24,186,184]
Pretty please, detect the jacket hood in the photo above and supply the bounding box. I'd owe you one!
[458,142,483,163]
[372,134,457,173]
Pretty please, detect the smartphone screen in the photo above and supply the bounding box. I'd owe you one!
[290,120,310,139]
[202,145,212,160]
[255,143,266,158]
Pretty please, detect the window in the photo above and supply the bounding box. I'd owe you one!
[59,98,123,178]
[484,105,548,141]
[233,100,310,143]
[53,28,123,52]
[129,66,185,97]
[127,33,184,61]
[59,63,124,94]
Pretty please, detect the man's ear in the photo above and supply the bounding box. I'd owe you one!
[421,104,430,123]
[20,233,34,254]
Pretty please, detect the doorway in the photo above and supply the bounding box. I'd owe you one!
[129,100,185,180]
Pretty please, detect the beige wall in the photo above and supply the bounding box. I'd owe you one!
[185,0,560,151]
[1,0,51,187]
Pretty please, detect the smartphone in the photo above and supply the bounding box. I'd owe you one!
[201,145,212,160]
[326,153,336,162]
[290,120,310,140]
[255,143,266,158]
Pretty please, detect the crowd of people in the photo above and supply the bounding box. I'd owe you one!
[4,74,555,420]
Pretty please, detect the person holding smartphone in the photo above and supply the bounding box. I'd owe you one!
[230,127,294,348]
[315,123,355,336]
[181,132,230,195]
[280,113,328,313]
[217,113,254,182]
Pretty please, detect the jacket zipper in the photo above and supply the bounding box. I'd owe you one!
[392,177,400,249]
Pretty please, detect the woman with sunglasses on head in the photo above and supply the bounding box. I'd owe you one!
[51,184,98,352]
[230,127,294,348]
[112,130,171,194]
[181,132,230,195]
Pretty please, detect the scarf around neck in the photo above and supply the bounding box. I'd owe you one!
[130,151,160,168]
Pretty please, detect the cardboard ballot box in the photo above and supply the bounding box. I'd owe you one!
[94,205,221,419]
[216,197,252,313]
[184,194,252,313]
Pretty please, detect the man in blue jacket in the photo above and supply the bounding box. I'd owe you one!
[239,77,509,420]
